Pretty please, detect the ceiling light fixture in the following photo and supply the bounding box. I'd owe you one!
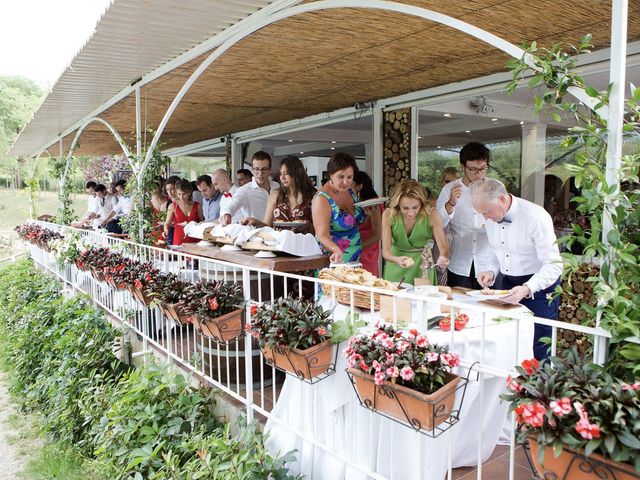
[465,130,471,133]
[288,139,293,142]
[331,140,336,144]
[443,113,452,117]
[491,118,498,122]
[330,147,335,150]
[299,151,304,155]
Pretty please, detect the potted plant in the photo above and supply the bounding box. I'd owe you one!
[343,324,462,431]
[103,253,130,290]
[148,274,194,325]
[501,349,640,479]
[48,232,85,269]
[186,280,245,343]
[247,297,334,380]
[129,262,161,306]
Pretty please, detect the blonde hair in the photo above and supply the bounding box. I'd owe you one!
[388,179,431,219]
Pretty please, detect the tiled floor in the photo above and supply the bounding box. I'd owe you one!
[452,445,535,479]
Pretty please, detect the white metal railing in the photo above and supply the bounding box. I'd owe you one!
[25,221,612,480]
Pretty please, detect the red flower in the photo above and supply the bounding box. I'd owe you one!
[250,305,258,316]
[317,327,326,336]
[144,273,152,282]
[134,279,143,289]
[506,375,523,393]
[208,297,218,311]
[520,402,546,428]
[521,358,540,375]
[245,322,251,332]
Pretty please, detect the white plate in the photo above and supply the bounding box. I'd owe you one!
[466,289,511,300]
[354,197,389,208]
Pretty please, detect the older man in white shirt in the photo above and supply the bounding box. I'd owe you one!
[470,178,563,360]
[437,142,494,289]
[219,151,279,225]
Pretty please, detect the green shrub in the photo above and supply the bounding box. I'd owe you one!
[0,260,299,479]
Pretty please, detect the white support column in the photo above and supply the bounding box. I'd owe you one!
[135,85,142,162]
[231,138,242,179]
[58,139,65,212]
[520,122,546,206]
[410,106,419,179]
[364,143,374,176]
[372,105,383,195]
[595,0,628,365]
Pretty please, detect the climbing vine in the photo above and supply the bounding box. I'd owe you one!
[49,156,77,225]
[120,137,170,244]
[508,35,640,376]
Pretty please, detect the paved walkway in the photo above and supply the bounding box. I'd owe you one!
[0,371,27,479]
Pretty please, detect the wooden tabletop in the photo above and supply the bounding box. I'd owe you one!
[179,243,330,272]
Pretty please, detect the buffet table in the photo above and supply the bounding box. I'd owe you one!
[265,292,533,480]
[179,243,330,272]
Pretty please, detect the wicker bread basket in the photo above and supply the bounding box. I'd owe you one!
[319,267,398,310]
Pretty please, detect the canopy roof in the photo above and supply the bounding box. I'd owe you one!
[10,0,640,158]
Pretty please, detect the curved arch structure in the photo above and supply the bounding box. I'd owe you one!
[61,117,136,185]
[142,0,607,170]
[27,149,52,219]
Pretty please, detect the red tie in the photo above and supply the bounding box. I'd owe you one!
[223,192,232,198]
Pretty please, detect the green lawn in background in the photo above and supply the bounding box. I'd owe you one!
[0,188,87,258]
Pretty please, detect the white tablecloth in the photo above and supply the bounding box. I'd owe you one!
[265,293,534,480]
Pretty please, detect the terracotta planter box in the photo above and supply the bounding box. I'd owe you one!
[529,438,639,480]
[192,309,243,343]
[75,259,88,271]
[91,267,106,282]
[105,276,128,291]
[159,302,192,325]
[348,368,461,431]
[130,286,154,306]
[261,340,333,380]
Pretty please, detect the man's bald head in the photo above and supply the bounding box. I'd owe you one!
[212,169,233,193]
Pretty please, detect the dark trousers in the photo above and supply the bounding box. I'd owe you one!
[447,263,482,290]
[105,219,123,234]
[499,274,561,361]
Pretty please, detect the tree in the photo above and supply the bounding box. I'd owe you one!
[0,75,44,186]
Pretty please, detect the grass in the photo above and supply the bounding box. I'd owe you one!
[0,188,87,258]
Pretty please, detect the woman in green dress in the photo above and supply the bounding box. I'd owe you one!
[382,179,450,285]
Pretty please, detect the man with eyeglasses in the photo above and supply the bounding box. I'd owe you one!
[436,141,493,289]
[219,151,280,225]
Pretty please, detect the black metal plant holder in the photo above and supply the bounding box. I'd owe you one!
[520,433,640,480]
[263,343,338,385]
[347,361,480,438]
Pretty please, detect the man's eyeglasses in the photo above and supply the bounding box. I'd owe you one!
[465,165,489,174]
[252,167,271,173]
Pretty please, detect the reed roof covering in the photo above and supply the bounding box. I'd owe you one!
[11,0,640,157]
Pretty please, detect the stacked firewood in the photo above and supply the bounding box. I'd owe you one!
[383,109,411,196]
[557,264,599,354]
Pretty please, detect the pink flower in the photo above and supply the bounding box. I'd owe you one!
[506,375,523,393]
[317,327,326,336]
[521,402,546,428]
[372,360,382,372]
[380,338,394,349]
[245,322,251,333]
[573,401,588,421]
[400,366,415,381]
[385,352,395,365]
[374,371,386,385]
[416,335,429,348]
[441,352,460,367]
[621,382,640,391]
[386,366,399,378]
[396,341,410,354]
[576,418,601,440]
[549,397,572,416]
[426,352,439,362]
[359,360,368,371]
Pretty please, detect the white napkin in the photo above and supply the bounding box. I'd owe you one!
[183,221,217,239]
[235,227,322,257]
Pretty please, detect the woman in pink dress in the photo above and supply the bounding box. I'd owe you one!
[163,179,203,246]
[353,171,382,276]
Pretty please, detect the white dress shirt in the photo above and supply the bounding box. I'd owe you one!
[219,179,279,222]
[95,194,118,220]
[436,179,493,277]
[87,195,98,214]
[114,195,132,219]
[484,195,563,295]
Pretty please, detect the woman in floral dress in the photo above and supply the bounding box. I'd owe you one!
[242,155,316,233]
[312,152,367,264]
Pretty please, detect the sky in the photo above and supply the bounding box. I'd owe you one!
[0,0,113,89]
